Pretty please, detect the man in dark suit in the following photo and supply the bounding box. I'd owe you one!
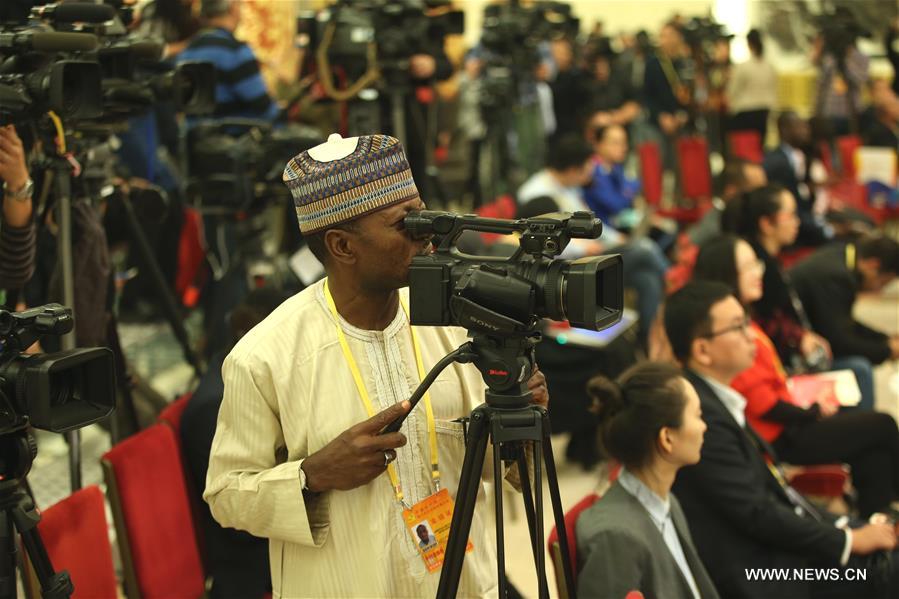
[665,281,899,599]
[790,235,899,366]
[763,112,832,246]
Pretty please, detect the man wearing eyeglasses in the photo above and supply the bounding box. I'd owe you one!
[664,280,899,599]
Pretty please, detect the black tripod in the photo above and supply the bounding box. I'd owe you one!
[0,429,72,599]
[384,333,576,598]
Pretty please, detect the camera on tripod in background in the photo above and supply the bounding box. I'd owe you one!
[74,3,216,123]
[476,0,578,111]
[300,0,463,88]
[0,5,105,124]
[0,304,115,436]
[186,121,323,213]
[813,6,871,61]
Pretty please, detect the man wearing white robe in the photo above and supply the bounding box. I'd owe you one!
[205,133,547,597]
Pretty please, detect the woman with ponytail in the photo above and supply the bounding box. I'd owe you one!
[576,362,719,599]
[727,28,777,143]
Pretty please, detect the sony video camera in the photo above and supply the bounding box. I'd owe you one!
[406,211,623,336]
[0,304,115,434]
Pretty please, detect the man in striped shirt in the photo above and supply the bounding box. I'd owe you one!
[0,124,36,300]
[177,0,279,125]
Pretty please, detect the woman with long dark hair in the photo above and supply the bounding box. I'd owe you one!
[693,235,899,518]
[576,362,719,599]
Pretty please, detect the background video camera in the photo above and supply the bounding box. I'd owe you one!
[0,304,115,434]
[405,211,623,336]
[301,0,463,88]
[0,13,104,123]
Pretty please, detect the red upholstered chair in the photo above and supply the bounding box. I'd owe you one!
[836,135,862,181]
[157,392,193,439]
[475,194,517,244]
[728,130,764,163]
[638,141,664,208]
[547,493,601,599]
[788,465,851,500]
[818,142,835,178]
[676,136,713,201]
[102,424,206,599]
[778,246,815,270]
[176,207,206,308]
[157,392,208,568]
[28,485,118,599]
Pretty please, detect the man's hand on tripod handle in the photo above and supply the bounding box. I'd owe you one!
[527,366,549,410]
[301,401,410,493]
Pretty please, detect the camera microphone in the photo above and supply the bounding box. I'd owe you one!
[0,31,99,52]
[31,2,116,24]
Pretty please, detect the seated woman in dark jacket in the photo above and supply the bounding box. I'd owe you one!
[576,362,719,599]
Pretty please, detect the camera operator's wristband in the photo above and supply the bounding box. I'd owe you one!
[3,178,33,202]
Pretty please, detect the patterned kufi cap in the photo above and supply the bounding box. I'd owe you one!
[282,133,419,234]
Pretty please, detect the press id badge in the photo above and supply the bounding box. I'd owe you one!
[402,488,473,572]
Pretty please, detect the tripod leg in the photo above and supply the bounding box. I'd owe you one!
[437,408,490,599]
[105,315,141,442]
[542,423,576,599]
[515,449,540,572]
[492,434,506,599]
[121,194,204,378]
[8,490,73,599]
[533,439,549,599]
[0,511,15,599]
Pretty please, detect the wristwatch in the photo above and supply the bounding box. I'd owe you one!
[3,178,34,202]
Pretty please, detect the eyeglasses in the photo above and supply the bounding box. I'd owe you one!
[701,315,752,339]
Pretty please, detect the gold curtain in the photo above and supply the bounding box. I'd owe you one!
[235,0,300,100]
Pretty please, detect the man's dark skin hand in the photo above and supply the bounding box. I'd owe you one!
[528,366,549,410]
[300,367,549,494]
[302,400,411,493]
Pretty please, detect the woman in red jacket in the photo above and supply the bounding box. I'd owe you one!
[692,234,899,518]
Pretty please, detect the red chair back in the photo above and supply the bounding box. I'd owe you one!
[638,141,663,207]
[176,207,206,308]
[818,142,835,178]
[836,135,862,181]
[788,465,850,498]
[547,493,601,591]
[102,424,205,599]
[158,393,193,439]
[34,485,117,599]
[728,130,764,163]
[677,136,712,200]
[475,195,517,244]
[157,392,208,568]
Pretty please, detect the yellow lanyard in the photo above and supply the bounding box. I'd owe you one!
[658,52,683,93]
[324,279,440,505]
